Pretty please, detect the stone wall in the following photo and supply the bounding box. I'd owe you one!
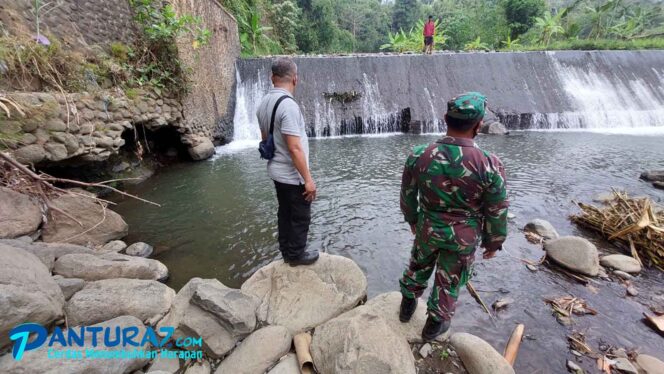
[0,0,137,50]
[171,0,241,143]
[3,91,183,164]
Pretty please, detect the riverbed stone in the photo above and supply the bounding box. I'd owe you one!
[241,253,367,334]
[158,278,259,359]
[184,361,212,374]
[215,326,292,374]
[0,187,42,239]
[14,144,47,164]
[544,236,600,276]
[524,219,559,240]
[54,276,86,300]
[340,291,446,343]
[614,358,638,374]
[147,355,181,373]
[126,242,154,257]
[311,309,416,374]
[0,315,150,374]
[53,252,169,281]
[0,245,65,351]
[636,354,664,374]
[0,239,95,271]
[600,254,642,274]
[480,121,508,135]
[65,278,175,326]
[101,239,128,253]
[188,137,215,161]
[654,182,664,190]
[450,333,515,374]
[42,193,128,246]
[640,170,664,182]
[267,354,299,374]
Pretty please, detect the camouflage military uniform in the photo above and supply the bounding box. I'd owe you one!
[399,94,509,322]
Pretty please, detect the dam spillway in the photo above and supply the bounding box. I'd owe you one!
[232,50,664,139]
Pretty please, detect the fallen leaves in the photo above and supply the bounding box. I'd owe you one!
[643,313,664,333]
[525,231,544,244]
[545,296,598,318]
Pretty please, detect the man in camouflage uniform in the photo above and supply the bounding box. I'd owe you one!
[398,92,509,341]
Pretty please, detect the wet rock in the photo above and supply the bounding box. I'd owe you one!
[311,309,416,374]
[636,354,664,374]
[640,170,664,182]
[600,255,641,274]
[567,360,583,373]
[479,121,508,135]
[524,219,559,240]
[126,242,154,257]
[339,291,446,343]
[450,333,515,374]
[614,357,638,374]
[53,252,169,281]
[66,278,175,326]
[0,187,42,239]
[241,253,367,334]
[544,236,600,277]
[101,239,127,253]
[419,343,433,358]
[188,137,215,161]
[147,355,181,373]
[0,316,150,374]
[653,182,664,190]
[626,286,639,297]
[215,326,292,374]
[614,270,633,281]
[157,278,259,359]
[184,361,212,374]
[0,245,65,351]
[42,194,128,246]
[267,353,299,374]
[54,276,85,300]
[526,264,538,272]
[44,142,69,161]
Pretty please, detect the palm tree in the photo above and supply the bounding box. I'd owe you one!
[534,11,564,47]
[239,11,274,54]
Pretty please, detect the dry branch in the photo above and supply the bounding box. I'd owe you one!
[571,191,664,271]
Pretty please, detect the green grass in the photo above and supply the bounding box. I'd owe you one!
[505,38,664,51]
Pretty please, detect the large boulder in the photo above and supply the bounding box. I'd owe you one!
[157,278,259,359]
[340,291,446,343]
[600,254,642,274]
[450,333,515,374]
[636,354,664,374]
[544,236,600,276]
[640,170,664,182]
[0,315,151,374]
[215,326,292,374]
[0,239,94,271]
[184,361,212,374]
[479,121,508,135]
[53,252,169,281]
[126,242,154,257]
[53,276,86,300]
[188,136,215,161]
[524,219,559,240]
[65,278,175,326]
[311,309,416,374]
[267,354,300,374]
[0,187,42,239]
[241,253,367,333]
[0,245,65,351]
[41,194,128,246]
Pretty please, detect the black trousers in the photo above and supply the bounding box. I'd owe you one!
[274,180,311,260]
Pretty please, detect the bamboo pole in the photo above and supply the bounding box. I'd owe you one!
[503,324,525,366]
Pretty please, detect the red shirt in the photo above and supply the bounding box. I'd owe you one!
[423,21,435,37]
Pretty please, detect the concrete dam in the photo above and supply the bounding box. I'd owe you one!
[231,50,664,139]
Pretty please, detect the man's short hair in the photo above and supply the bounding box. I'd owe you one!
[446,115,482,131]
[272,58,297,81]
[428,15,433,19]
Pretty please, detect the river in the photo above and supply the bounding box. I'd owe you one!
[114,131,664,373]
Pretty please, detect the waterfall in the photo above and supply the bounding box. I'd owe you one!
[227,51,664,143]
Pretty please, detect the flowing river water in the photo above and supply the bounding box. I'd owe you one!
[115,131,664,373]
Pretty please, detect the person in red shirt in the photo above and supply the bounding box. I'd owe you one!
[423,16,436,55]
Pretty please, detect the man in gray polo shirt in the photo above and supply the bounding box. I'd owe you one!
[257,57,319,266]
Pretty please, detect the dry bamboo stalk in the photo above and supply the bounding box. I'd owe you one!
[503,324,525,366]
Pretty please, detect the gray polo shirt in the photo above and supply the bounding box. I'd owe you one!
[257,88,309,185]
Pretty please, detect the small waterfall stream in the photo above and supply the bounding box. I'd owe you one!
[226,51,664,146]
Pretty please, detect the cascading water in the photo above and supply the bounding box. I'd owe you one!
[226,51,664,145]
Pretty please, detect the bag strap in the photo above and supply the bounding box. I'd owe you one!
[269,95,292,135]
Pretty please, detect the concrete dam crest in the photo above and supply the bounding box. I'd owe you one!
[232,50,664,139]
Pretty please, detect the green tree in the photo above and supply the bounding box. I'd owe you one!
[271,0,301,53]
[392,0,421,32]
[534,11,564,47]
[503,0,546,38]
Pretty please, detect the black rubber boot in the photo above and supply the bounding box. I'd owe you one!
[399,296,418,323]
[421,316,451,341]
[286,251,320,267]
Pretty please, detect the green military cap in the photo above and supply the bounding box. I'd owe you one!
[447,92,487,120]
